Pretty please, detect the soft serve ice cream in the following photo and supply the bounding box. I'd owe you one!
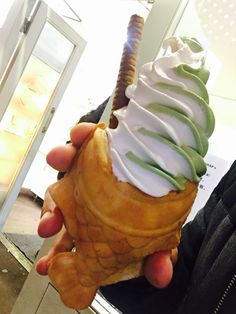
[107,37,215,197]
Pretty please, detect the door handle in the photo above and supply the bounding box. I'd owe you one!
[41,107,55,133]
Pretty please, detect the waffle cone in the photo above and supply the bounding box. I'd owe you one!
[47,125,198,309]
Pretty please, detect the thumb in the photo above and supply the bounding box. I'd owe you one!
[143,251,173,288]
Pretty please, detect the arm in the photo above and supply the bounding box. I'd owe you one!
[169,161,236,300]
[179,160,236,273]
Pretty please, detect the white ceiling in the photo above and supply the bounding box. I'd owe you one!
[45,0,152,28]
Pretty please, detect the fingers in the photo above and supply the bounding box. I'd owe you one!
[42,123,95,231]
[36,228,74,275]
[38,189,64,238]
[37,123,95,277]
[70,122,95,146]
[38,206,63,238]
[143,251,173,289]
[37,123,96,274]
[46,144,77,172]
[46,123,95,172]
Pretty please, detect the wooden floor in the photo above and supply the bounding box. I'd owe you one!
[0,188,44,313]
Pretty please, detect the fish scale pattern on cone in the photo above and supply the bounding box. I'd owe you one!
[47,124,198,309]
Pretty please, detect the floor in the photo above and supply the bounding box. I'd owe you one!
[0,188,44,313]
[0,241,28,314]
[3,188,44,262]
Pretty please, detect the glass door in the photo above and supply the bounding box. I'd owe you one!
[0,22,74,207]
[0,1,86,226]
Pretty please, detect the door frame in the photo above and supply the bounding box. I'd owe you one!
[0,0,86,227]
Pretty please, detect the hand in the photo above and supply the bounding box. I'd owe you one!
[36,122,177,288]
[37,122,96,239]
[36,122,95,275]
[143,248,178,288]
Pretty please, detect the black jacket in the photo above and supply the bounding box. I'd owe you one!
[101,161,236,314]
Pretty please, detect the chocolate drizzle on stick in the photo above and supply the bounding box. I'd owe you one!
[109,14,144,129]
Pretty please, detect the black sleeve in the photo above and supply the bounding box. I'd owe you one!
[101,161,236,314]
[178,160,236,274]
[78,97,109,124]
[100,201,214,313]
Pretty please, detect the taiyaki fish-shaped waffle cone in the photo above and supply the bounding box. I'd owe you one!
[44,14,198,310]
[47,124,197,309]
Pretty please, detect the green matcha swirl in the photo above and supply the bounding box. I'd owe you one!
[106,37,215,197]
